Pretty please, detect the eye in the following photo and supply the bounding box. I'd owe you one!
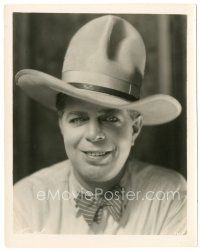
[69,117,88,125]
[101,115,120,123]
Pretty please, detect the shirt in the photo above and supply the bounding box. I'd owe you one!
[13,159,187,234]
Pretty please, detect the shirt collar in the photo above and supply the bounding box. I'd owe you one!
[67,160,131,214]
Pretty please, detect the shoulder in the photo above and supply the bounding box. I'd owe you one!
[127,159,186,192]
[14,159,71,196]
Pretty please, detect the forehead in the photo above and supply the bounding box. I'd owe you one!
[62,96,122,114]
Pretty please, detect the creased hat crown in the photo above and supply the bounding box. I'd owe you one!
[62,15,146,100]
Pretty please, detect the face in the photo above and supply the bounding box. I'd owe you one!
[59,97,142,185]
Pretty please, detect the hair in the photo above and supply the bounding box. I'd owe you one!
[56,93,70,115]
[56,93,141,122]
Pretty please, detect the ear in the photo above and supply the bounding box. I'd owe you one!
[58,117,64,136]
[131,115,143,146]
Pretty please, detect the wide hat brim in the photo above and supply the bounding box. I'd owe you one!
[15,69,182,126]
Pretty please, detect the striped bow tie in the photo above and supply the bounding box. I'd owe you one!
[74,185,124,225]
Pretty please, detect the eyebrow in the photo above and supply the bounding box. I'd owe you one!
[97,109,120,115]
[66,109,120,118]
[66,111,87,118]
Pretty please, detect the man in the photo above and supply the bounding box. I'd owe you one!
[14,15,186,234]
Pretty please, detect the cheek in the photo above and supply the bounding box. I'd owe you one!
[106,124,133,147]
[61,127,82,154]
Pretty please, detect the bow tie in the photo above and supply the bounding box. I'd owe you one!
[74,185,124,225]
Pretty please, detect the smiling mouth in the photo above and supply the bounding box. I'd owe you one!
[82,151,112,157]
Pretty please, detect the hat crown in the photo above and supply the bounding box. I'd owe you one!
[62,15,146,100]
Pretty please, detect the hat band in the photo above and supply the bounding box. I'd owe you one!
[62,70,141,99]
[69,82,139,101]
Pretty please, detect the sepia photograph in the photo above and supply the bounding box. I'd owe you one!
[4,3,197,247]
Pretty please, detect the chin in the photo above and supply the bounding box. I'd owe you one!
[73,157,127,183]
[78,165,110,182]
[85,168,122,184]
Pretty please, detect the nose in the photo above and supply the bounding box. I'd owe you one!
[85,119,106,142]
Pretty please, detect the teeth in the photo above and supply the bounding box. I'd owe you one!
[86,151,108,156]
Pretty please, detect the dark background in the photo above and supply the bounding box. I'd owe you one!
[13,13,187,184]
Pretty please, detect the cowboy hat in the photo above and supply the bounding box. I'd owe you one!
[15,15,181,125]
